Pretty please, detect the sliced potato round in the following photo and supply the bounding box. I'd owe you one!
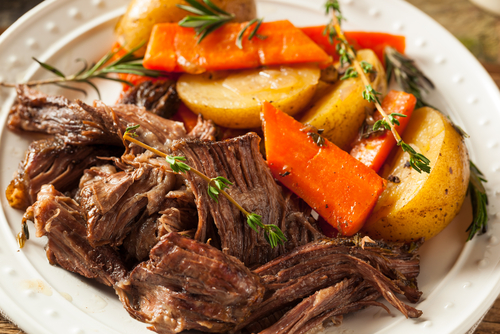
[116,0,257,56]
[361,107,470,242]
[299,49,387,151]
[177,64,321,128]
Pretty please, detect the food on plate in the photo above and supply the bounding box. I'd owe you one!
[299,49,387,150]
[361,107,470,242]
[115,0,257,56]
[1,0,490,333]
[177,64,320,128]
[350,90,417,173]
[263,102,386,236]
[143,20,330,73]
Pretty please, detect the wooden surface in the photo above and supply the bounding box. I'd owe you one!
[1,0,500,334]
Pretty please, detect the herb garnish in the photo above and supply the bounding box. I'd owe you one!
[0,43,164,99]
[326,0,431,174]
[123,125,287,248]
[178,0,266,49]
[466,162,489,240]
[384,46,434,109]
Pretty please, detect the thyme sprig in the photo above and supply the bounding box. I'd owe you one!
[0,43,163,99]
[384,46,435,109]
[467,161,489,240]
[178,0,266,48]
[325,0,431,174]
[123,126,286,248]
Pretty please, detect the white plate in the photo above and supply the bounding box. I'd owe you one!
[1,0,500,333]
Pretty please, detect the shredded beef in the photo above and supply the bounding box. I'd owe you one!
[24,185,127,286]
[80,162,177,247]
[171,133,322,267]
[115,232,265,334]
[118,80,180,118]
[188,114,217,141]
[5,136,121,210]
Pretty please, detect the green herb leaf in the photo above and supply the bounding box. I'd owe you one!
[166,156,191,173]
[125,124,140,137]
[467,161,489,240]
[340,67,358,80]
[398,140,431,174]
[360,60,374,74]
[362,84,382,104]
[178,0,234,44]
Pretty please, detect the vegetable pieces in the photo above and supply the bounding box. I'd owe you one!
[350,90,417,172]
[143,20,330,73]
[262,102,386,236]
[300,28,406,65]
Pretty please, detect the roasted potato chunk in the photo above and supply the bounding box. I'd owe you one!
[177,64,321,128]
[299,49,387,151]
[361,107,470,242]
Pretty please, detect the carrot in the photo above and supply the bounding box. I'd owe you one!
[262,102,386,236]
[171,103,199,133]
[299,28,405,65]
[350,90,417,173]
[144,20,331,74]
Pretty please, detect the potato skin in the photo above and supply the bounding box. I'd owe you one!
[177,64,320,128]
[116,0,257,56]
[299,49,387,151]
[361,107,470,242]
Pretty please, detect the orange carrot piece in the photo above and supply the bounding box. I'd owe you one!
[144,21,330,73]
[350,91,417,172]
[300,28,406,64]
[262,102,386,236]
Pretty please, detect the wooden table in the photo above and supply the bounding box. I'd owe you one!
[1,0,500,333]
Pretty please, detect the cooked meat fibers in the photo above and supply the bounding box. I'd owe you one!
[235,238,422,332]
[5,136,122,210]
[24,185,127,286]
[172,133,322,267]
[115,232,265,334]
[79,162,177,247]
[187,114,217,142]
[8,85,187,151]
[8,85,122,146]
[118,80,180,118]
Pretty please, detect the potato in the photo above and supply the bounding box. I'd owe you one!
[176,64,321,128]
[361,107,470,242]
[115,0,257,56]
[299,49,387,151]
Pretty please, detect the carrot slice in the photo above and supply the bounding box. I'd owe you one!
[262,102,386,236]
[350,91,417,173]
[144,21,330,73]
[300,28,406,64]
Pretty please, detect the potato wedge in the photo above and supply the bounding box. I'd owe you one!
[299,49,386,151]
[177,64,320,128]
[115,0,257,56]
[361,107,470,242]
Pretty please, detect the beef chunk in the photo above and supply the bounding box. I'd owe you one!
[235,238,422,332]
[115,232,264,334]
[118,80,180,118]
[171,133,322,267]
[79,163,177,247]
[8,86,187,151]
[24,185,126,286]
[5,136,121,210]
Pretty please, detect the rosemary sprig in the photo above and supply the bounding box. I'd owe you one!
[384,46,435,109]
[236,18,267,49]
[178,0,266,48]
[466,161,489,240]
[123,125,287,248]
[0,43,163,99]
[178,0,234,43]
[325,0,431,174]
